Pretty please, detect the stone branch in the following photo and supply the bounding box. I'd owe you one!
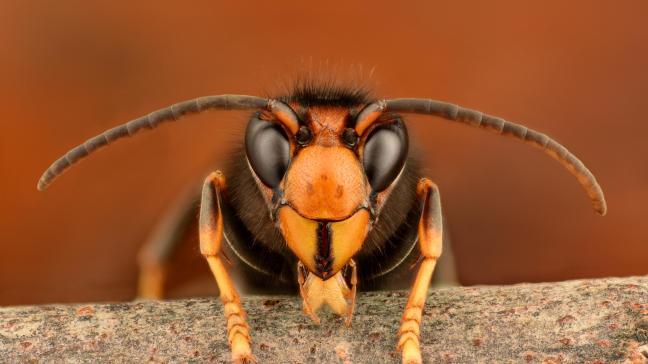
[1,276,647,363]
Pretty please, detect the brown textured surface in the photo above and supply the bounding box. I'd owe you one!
[1,1,648,305]
[1,276,647,363]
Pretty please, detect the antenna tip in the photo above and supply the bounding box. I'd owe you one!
[595,200,607,216]
[36,179,48,192]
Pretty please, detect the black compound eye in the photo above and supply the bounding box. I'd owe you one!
[245,114,290,188]
[342,128,358,148]
[295,126,312,146]
[362,122,408,192]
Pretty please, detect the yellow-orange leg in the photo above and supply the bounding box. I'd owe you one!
[137,261,167,299]
[137,184,199,299]
[200,171,255,364]
[398,178,443,364]
[344,259,357,327]
[297,261,321,324]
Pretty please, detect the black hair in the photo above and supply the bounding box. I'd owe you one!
[278,79,372,108]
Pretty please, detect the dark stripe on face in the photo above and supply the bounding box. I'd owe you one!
[315,222,334,278]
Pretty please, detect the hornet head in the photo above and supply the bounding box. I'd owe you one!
[244,87,408,279]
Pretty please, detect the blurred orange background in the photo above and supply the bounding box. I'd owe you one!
[1,1,646,306]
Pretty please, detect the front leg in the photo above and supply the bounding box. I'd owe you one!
[343,259,358,326]
[199,171,255,364]
[297,261,321,324]
[398,178,443,364]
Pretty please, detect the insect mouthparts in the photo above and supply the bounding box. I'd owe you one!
[314,222,334,278]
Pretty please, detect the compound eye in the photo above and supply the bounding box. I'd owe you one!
[245,114,290,188]
[362,123,408,192]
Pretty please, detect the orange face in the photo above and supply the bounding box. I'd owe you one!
[284,109,369,220]
[245,102,408,280]
[278,107,371,278]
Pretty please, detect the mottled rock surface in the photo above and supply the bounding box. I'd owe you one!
[1,276,647,363]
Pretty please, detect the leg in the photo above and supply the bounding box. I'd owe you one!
[297,262,321,324]
[200,171,255,363]
[137,185,198,299]
[137,258,166,299]
[431,230,459,287]
[344,259,357,326]
[398,178,443,364]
